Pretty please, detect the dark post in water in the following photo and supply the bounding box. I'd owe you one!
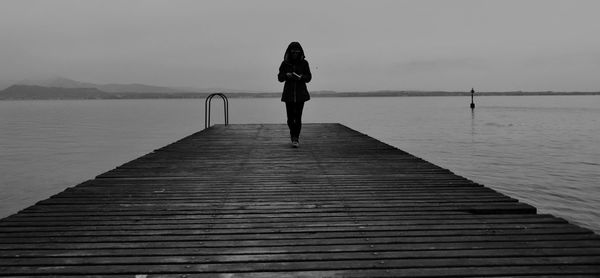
[470,88,475,109]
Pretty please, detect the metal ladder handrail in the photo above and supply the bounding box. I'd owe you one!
[205,93,229,128]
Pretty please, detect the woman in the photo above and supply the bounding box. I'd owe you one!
[277,42,312,148]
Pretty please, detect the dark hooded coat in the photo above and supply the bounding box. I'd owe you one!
[278,42,312,103]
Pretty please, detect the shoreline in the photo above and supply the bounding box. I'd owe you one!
[2,91,599,100]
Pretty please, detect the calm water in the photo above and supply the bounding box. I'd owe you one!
[1,96,599,233]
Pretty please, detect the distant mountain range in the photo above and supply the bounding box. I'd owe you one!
[0,77,268,99]
[0,85,220,100]
[0,85,112,99]
[10,77,227,93]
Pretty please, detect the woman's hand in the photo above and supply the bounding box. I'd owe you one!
[286,72,302,80]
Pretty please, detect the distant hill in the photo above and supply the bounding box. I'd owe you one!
[0,80,16,91]
[97,83,188,93]
[0,85,218,100]
[0,85,112,100]
[16,77,191,93]
[16,77,98,89]
[12,77,244,94]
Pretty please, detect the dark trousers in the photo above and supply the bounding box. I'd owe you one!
[285,101,304,140]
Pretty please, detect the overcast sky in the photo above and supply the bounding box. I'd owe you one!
[1,0,599,92]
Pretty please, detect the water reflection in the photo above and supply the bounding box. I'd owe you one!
[471,107,476,142]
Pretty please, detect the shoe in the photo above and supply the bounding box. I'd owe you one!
[292,140,299,148]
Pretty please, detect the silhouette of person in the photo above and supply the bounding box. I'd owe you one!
[278,42,312,147]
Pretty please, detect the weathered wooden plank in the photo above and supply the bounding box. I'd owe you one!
[3,248,600,266]
[3,240,600,259]
[1,257,599,275]
[0,215,567,232]
[0,226,589,244]
[1,234,598,251]
[3,244,600,259]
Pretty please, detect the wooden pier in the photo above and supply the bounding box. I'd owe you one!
[1,123,599,277]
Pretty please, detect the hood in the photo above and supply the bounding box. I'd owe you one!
[284,41,305,63]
